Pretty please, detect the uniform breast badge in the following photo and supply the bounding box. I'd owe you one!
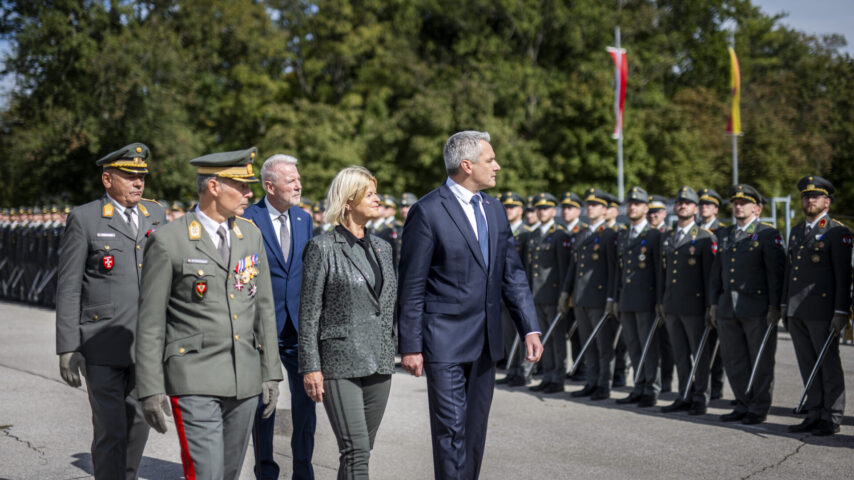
[102,255,114,270]
[194,280,207,300]
[234,254,260,296]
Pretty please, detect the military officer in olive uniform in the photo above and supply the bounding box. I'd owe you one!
[709,184,785,425]
[614,187,663,407]
[782,176,852,436]
[659,186,717,415]
[559,192,589,381]
[55,143,166,479]
[497,192,535,386]
[524,193,572,393]
[135,147,283,479]
[698,187,727,400]
[560,188,619,400]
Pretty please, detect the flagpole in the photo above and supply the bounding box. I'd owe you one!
[615,26,624,202]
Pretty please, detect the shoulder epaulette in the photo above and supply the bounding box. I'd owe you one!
[761,222,775,228]
[141,198,162,207]
[236,216,256,226]
[700,227,713,235]
[554,224,568,232]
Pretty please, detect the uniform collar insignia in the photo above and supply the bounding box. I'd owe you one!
[102,203,114,218]
[138,203,150,217]
[188,220,202,240]
[232,223,243,239]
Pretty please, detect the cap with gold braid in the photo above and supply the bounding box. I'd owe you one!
[501,191,525,207]
[728,184,761,204]
[96,142,150,174]
[625,186,649,204]
[797,175,834,198]
[533,192,557,208]
[191,147,259,183]
[698,188,722,206]
[584,188,610,206]
[560,192,582,208]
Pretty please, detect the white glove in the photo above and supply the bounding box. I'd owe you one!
[59,352,85,387]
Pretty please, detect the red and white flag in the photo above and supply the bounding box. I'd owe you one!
[607,47,627,139]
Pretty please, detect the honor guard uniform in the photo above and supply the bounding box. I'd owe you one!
[374,194,403,272]
[399,192,418,221]
[660,186,717,415]
[614,187,663,407]
[648,194,675,391]
[782,176,852,436]
[558,192,589,381]
[55,143,166,479]
[604,194,630,387]
[298,198,315,223]
[709,184,785,424]
[698,187,727,400]
[524,193,572,393]
[648,195,669,233]
[561,188,619,400]
[496,192,535,386]
[135,147,282,478]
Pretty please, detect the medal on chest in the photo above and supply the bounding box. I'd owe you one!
[234,254,260,296]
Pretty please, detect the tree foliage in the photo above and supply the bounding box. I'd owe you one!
[1,0,852,218]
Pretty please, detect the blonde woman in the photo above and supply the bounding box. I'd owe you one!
[298,166,397,479]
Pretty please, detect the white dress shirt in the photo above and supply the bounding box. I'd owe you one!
[264,197,289,246]
[195,207,230,250]
[106,193,138,231]
[446,178,488,239]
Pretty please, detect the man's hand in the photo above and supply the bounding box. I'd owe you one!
[58,352,85,387]
[524,333,544,363]
[303,371,325,403]
[557,292,571,315]
[402,353,424,377]
[831,312,848,333]
[766,306,781,327]
[705,305,717,329]
[141,394,172,434]
[261,381,279,418]
[780,304,788,330]
[606,299,618,318]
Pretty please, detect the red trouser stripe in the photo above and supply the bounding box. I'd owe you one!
[170,396,196,480]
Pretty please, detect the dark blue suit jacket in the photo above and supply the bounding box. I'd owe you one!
[244,198,313,336]
[397,183,538,364]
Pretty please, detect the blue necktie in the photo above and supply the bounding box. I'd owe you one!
[470,194,489,269]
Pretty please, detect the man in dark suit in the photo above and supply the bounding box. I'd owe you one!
[559,188,619,401]
[244,154,317,479]
[614,187,663,407]
[56,143,166,479]
[782,176,852,436]
[398,130,543,480]
[709,184,785,425]
[659,187,717,416]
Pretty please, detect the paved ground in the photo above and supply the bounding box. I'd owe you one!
[0,300,852,479]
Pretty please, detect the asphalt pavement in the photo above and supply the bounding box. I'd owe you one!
[1,301,853,479]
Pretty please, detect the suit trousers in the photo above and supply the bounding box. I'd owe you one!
[664,314,711,405]
[323,373,392,480]
[576,307,617,390]
[619,311,661,397]
[84,364,149,480]
[424,351,496,480]
[708,327,725,395]
[500,306,526,378]
[536,303,566,383]
[171,395,258,480]
[659,323,675,389]
[717,316,776,416]
[788,316,845,425]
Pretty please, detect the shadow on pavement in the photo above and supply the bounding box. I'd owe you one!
[71,452,185,479]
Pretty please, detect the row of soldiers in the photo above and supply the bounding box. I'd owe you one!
[0,206,69,307]
[496,177,851,435]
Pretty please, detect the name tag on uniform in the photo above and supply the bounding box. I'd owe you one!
[186,258,209,264]
[96,232,116,238]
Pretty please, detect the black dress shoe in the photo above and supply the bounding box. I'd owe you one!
[496,375,516,385]
[637,395,657,408]
[543,383,565,394]
[811,420,840,436]
[787,417,820,433]
[616,392,641,404]
[528,381,550,392]
[741,413,766,425]
[710,390,723,401]
[571,384,597,397]
[688,401,707,416]
[719,410,747,422]
[590,387,611,401]
[661,399,691,413]
[508,376,530,387]
[612,371,627,388]
[567,371,587,382]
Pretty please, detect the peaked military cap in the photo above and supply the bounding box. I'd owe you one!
[648,195,667,210]
[584,188,610,206]
[299,198,314,209]
[501,191,525,207]
[171,200,185,212]
[96,142,150,174]
[533,192,557,208]
[729,184,761,204]
[526,195,536,211]
[625,186,649,203]
[698,188,722,206]
[191,147,259,183]
[674,186,699,204]
[560,192,582,208]
[605,193,620,208]
[381,194,397,208]
[400,192,418,207]
[314,200,327,212]
[797,175,834,198]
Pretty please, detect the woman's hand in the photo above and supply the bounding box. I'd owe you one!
[303,371,325,403]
